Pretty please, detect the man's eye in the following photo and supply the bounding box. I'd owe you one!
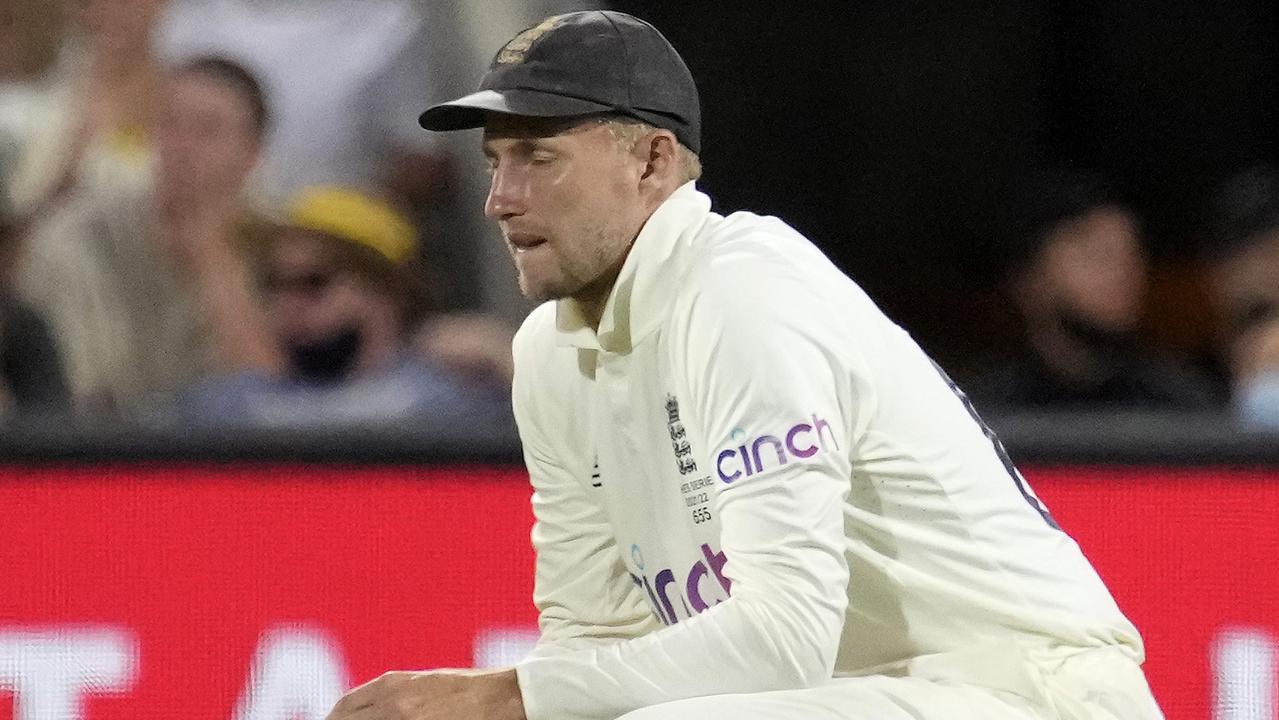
[530,152,556,165]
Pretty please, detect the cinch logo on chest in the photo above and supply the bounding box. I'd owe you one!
[715,414,839,483]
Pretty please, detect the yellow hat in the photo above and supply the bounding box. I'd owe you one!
[285,186,417,264]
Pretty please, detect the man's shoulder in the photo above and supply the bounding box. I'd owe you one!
[700,206,804,247]
[513,302,558,355]
[696,209,840,281]
[676,209,859,317]
[511,302,580,396]
[509,302,593,444]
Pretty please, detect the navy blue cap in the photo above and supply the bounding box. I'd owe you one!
[419,11,701,154]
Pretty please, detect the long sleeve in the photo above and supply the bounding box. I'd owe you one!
[516,246,863,720]
[511,313,661,661]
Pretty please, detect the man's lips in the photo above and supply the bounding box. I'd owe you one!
[507,233,548,252]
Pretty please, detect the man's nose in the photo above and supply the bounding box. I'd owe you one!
[484,166,527,220]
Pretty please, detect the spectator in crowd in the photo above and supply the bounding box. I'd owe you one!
[7,0,166,216]
[968,169,1218,411]
[15,55,278,418]
[173,186,515,433]
[0,0,68,191]
[156,1,585,323]
[0,191,69,420]
[1203,165,1279,429]
[154,0,457,211]
[153,0,503,316]
[0,0,74,420]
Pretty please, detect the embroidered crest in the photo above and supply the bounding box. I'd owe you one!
[495,15,565,65]
[666,394,698,475]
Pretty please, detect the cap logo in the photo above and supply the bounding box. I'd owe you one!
[495,15,565,65]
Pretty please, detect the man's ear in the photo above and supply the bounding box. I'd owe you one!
[638,129,680,185]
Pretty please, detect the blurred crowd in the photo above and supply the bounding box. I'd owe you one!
[1,0,1278,435]
[967,167,1279,429]
[0,0,551,437]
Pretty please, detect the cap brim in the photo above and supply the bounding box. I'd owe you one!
[418,88,618,130]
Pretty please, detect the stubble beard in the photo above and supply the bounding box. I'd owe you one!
[513,220,626,304]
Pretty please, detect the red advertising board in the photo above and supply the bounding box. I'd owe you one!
[0,464,1275,719]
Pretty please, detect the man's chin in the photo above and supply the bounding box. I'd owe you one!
[517,275,574,303]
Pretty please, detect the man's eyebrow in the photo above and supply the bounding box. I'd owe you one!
[481,137,549,155]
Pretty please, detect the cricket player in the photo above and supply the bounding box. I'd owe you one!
[327,11,1164,720]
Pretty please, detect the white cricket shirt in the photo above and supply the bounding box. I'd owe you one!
[511,183,1143,720]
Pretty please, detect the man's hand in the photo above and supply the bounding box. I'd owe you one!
[326,668,526,720]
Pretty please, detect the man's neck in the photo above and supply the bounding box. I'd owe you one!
[564,231,645,334]
[573,182,684,331]
[575,258,627,333]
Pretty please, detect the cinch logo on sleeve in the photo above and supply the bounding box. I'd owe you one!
[629,543,732,626]
[715,414,839,484]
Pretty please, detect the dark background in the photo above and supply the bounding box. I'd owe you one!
[613,0,1279,379]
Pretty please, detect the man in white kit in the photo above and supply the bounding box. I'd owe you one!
[327,11,1164,720]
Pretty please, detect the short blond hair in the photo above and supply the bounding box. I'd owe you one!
[601,119,703,183]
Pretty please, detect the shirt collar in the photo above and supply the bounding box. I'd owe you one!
[555,182,711,353]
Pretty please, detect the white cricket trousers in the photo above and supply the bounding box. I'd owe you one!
[616,645,1163,720]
